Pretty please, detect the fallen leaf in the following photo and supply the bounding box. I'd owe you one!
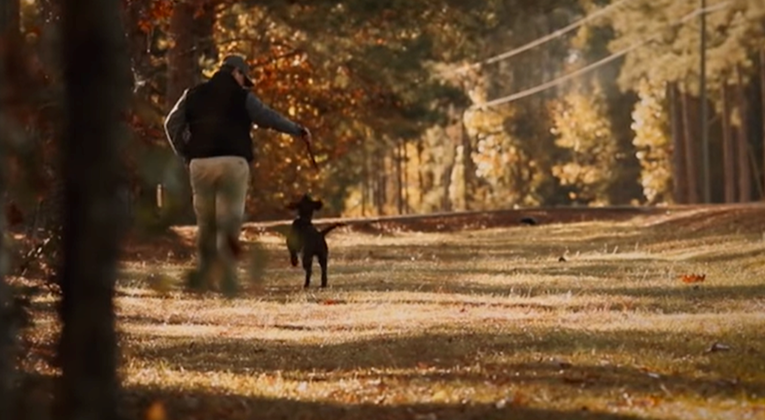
[512,391,529,406]
[679,273,706,284]
[145,401,166,420]
[431,390,449,402]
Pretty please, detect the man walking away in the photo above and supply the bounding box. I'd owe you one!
[163,54,312,293]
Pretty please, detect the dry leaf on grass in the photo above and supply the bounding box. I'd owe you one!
[145,401,166,420]
[679,273,706,283]
[321,299,344,305]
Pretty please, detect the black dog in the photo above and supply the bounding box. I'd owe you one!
[286,194,343,288]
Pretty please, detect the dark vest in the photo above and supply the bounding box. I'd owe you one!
[184,71,253,162]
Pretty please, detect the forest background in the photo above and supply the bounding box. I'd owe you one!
[3,0,765,227]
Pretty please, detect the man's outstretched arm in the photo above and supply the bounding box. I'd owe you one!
[245,92,307,136]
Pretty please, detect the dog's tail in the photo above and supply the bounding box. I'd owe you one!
[320,223,345,236]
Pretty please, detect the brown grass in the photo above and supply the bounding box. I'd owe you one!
[21,205,765,419]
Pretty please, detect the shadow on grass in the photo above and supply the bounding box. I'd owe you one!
[321,270,765,311]
[126,328,765,402]
[16,371,658,420]
[121,385,659,420]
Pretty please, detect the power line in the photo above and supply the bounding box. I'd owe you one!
[473,1,732,110]
[451,0,636,75]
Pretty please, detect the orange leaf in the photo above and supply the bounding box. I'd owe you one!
[145,401,166,420]
[679,273,706,284]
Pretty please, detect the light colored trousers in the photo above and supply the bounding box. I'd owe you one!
[188,156,249,281]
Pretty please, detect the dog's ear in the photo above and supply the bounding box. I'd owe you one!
[313,200,323,210]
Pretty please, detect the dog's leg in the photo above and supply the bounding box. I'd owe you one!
[302,254,313,288]
[318,252,328,288]
[286,229,301,267]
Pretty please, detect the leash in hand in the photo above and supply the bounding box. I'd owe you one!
[300,128,319,170]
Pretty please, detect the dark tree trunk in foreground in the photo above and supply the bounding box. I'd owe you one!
[55,0,130,419]
[761,47,765,200]
[722,82,736,203]
[0,0,21,416]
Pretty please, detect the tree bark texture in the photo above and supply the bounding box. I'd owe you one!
[166,0,196,109]
[460,115,475,211]
[0,0,21,416]
[721,82,736,203]
[736,66,752,202]
[760,47,765,200]
[669,83,687,204]
[56,0,131,419]
[395,139,404,215]
[680,88,700,204]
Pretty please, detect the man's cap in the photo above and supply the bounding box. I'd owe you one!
[222,55,254,87]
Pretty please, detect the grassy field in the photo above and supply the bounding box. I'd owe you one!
[22,205,765,419]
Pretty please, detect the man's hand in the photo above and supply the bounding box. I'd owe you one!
[300,126,312,143]
[298,126,318,170]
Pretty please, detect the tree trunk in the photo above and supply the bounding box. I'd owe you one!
[721,82,736,203]
[669,82,687,204]
[0,0,21,416]
[166,1,197,224]
[736,66,752,202]
[402,138,409,214]
[0,0,19,33]
[416,139,424,207]
[377,150,387,215]
[166,0,196,109]
[680,88,700,204]
[460,116,474,211]
[361,133,369,216]
[125,0,152,95]
[761,47,765,200]
[395,139,403,215]
[441,105,458,212]
[55,0,130,418]
[193,1,218,73]
[441,139,455,213]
